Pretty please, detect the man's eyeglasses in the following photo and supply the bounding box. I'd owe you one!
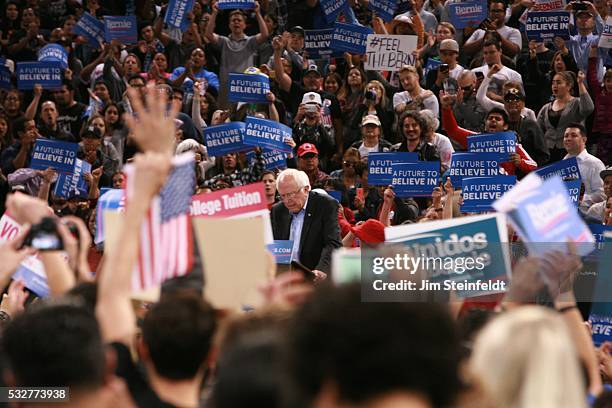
[343,161,358,168]
[280,187,304,201]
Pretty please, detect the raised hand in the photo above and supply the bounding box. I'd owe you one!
[0,279,29,318]
[124,83,181,157]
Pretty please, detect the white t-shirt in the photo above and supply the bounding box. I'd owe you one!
[430,133,454,169]
[358,143,380,159]
[466,25,522,51]
[392,89,440,117]
[471,65,523,87]
[449,64,465,80]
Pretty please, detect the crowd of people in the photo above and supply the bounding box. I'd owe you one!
[0,0,611,406]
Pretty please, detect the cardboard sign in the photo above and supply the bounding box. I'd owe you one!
[243,116,293,153]
[588,230,612,346]
[0,66,11,90]
[493,173,595,256]
[246,149,288,170]
[534,157,581,181]
[467,131,517,162]
[0,214,49,297]
[525,11,570,41]
[267,240,294,264]
[364,34,418,71]
[164,0,195,31]
[38,44,68,69]
[104,15,137,44]
[304,29,336,59]
[564,179,581,206]
[600,16,612,49]
[30,139,79,172]
[368,0,398,22]
[330,22,373,54]
[228,73,271,103]
[190,182,273,244]
[53,159,91,198]
[217,0,255,9]
[448,152,501,187]
[390,161,441,197]
[448,0,487,29]
[461,176,516,213]
[73,12,105,46]
[16,62,63,90]
[367,152,419,186]
[320,0,348,23]
[383,213,511,298]
[203,122,246,156]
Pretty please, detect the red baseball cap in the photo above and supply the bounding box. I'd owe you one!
[351,219,385,245]
[297,143,319,157]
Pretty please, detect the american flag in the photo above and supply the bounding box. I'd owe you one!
[124,152,195,291]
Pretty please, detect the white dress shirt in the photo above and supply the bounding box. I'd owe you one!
[565,149,606,208]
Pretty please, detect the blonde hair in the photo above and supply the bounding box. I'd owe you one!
[470,306,587,408]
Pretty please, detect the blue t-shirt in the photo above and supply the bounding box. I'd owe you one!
[170,66,220,95]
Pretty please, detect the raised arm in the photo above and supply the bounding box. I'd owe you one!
[205,1,221,45]
[24,84,43,121]
[272,36,292,92]
[254,1,269,44]
[476,68,505,112]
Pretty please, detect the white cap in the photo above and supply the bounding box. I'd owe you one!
[302,92,322,106]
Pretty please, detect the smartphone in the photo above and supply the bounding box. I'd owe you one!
[356,187,364,202]
[305,104,318,113]
[439,64,450,74]
[443,78,458,96]
[475,71,485,81]
[572,1,588,10]
[22,217,64,251]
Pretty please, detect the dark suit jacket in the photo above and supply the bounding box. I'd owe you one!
[271,191,342,273]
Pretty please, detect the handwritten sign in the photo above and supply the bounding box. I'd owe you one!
[364,34,418,71]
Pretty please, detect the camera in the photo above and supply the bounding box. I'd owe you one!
[305,104,318,113]
[365,89,377,101]
[22,217,64,251]
[572,1,588,11]
[443,78,458,96]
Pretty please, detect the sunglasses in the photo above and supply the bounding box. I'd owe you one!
[504,95,522,103]
[343,161,358,167]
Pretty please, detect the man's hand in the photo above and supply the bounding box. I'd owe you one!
[0,280,29,318]
[439,90,456,108]
[0,229,35,288]
[130,152,173,202]
[39,167,57,184]
[487,63,502,78]
[6,192,52,226]
[124,83,181,157]
[272,35,284,53]
[312,270,328,283]
[33,84,43,97]
[577,70,586,85]
[383,186,395,204]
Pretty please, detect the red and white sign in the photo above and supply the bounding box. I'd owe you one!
[191,183,273,243]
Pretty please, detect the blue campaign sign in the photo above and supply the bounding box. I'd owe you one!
[267,240,294,264]
[385,213,511,298]
[368,0,397,22]
[423,58,441,78]
[165,0,195,31]
[0,66,11,90]
[534,157,581,181]
[16,62,63,90]
[391,161,440,197]
[73,12,105,47]
[243,116,293,153]
[448,0,488,29]
[461,176,516,213]
[95,189,125,244]
[330,22,373,54]
[305,29,339,60]
[218,0,255,8]
[368,152,419,185]
[38,44,68,69]
[320,0,348,23]
[525,11,570,41]
[104,15,138,44]
[30,139,79,172]
[53,159,91,199]
[228,73,271,103]
[589,231,612,346]
[247,149,288,170]
[204,122,246,156]
[448,152,501,187]
[564,179,581,206]
[467,131,516,162]
[505,176,594,256]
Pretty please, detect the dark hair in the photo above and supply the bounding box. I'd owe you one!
[127,73,145,84]
[565,122,587,138]
[483,38,501,50]
[201,92,217,124]
[488,0,506,8]
[0,112,13,148]
[142,292,216,380]
[399,110,427,139]
[486,107,509,124]
[229,9,247,20]
[12,116,30,136]
[283,284,462,407]
[1,303,105,389]
[61,78,74,92]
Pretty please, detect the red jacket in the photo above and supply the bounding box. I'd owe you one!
[588,57,612,135]
[442,107,538,175]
